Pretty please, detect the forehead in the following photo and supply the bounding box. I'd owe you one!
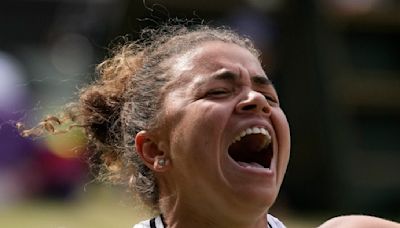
[169,41,265,82]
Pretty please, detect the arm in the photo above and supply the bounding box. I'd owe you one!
[319,215,400,228]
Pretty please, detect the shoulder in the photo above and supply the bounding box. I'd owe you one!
[267,214,286,228]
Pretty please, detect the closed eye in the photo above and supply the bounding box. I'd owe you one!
[206,88,231,98]
[263,94,279,106]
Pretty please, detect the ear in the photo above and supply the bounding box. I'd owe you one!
[135,130,170,172]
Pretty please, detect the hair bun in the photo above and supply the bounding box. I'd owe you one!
[80,44,143,146]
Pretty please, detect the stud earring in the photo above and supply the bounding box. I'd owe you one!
[155,157,168,169]
[158,158,166,167]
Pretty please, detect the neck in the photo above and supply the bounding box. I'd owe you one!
[159,195,269,228]
[165,214,268,228]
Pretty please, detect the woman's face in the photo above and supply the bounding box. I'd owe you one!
[158,41,290,216]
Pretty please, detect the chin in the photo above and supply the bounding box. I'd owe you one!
[232,185,279,211]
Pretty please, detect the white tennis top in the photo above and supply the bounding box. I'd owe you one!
[133,214,286,228]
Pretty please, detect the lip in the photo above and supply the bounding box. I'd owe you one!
[225,120,277,179]
[227,154,276,177]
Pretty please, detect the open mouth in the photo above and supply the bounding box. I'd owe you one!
[228,127,273,169]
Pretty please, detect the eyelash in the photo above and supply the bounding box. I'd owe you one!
[264,94,279,106]
[206,88,230,97]
[263,94,276,102]
[205,88,278,105]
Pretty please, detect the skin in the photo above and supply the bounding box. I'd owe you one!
[136,41,290,228]
[319,215,400,228]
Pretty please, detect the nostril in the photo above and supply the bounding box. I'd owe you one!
[242,104,257,111]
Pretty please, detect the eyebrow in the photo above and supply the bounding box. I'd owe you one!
[215,71,274,88]
[213,70,272,83]
[194,70,273,88]
[252,75,273,86]
[192,70,238,88]
[213,71,239,82]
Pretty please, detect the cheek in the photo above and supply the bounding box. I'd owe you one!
[272,108,291,155]
[168,103,229,159]
[272,108,291,185]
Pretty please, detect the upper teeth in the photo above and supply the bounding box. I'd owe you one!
[232,127,271,145]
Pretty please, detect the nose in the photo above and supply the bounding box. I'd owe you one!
[235,90,271,116]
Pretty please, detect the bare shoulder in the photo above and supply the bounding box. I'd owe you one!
[319,215,400,228]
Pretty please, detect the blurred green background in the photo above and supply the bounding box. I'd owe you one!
[1,0,399,227]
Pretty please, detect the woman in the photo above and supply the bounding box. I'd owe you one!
[129,27,290,228]
[21,24,399,228]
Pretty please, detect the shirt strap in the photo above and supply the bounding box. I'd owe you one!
[149,217,157,228]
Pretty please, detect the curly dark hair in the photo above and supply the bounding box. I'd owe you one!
[20,23,260,210]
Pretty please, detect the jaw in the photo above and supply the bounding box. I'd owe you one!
[214,134,280,211]
[214,155,279,223]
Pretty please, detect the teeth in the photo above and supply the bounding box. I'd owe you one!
[231,127,271,145]
[237,162,266,169]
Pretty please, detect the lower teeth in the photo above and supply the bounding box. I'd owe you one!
[237,162,264,168]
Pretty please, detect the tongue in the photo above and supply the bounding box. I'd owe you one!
[237,161,264,168]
